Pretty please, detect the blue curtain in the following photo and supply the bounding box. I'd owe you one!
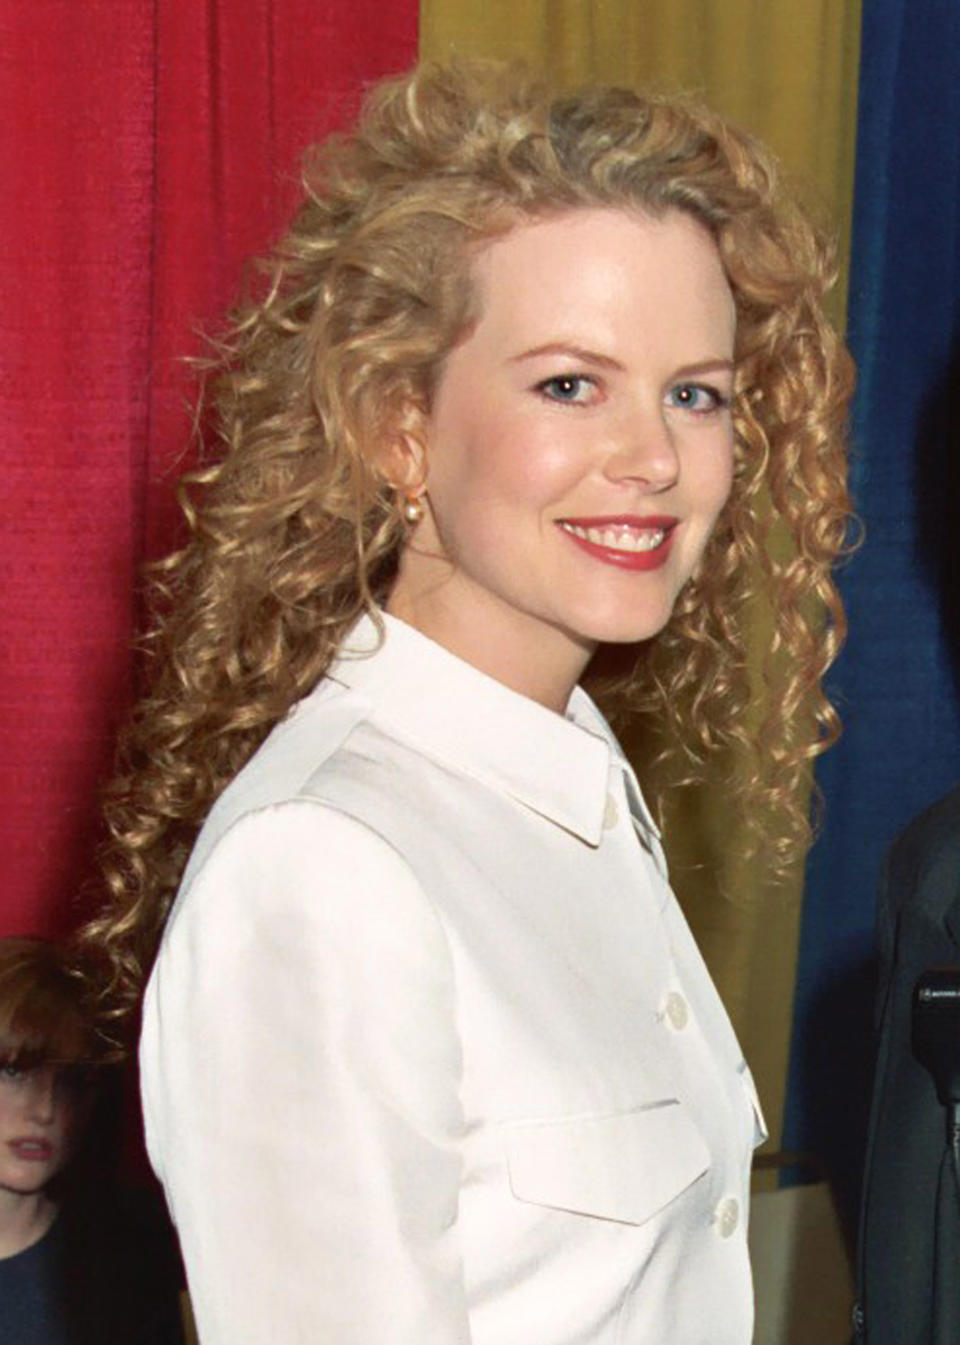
[783,0,960,1229]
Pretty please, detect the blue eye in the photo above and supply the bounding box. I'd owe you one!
[537,375,596,404]
[667,383,728,413]
[1,1064,24,1081]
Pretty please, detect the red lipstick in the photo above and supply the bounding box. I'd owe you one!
[556,515,678,571]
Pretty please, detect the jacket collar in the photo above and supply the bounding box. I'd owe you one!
[327,612,656,848]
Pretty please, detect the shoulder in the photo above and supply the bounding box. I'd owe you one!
[159,665,458,975]
[170,799,440,945]
[886,787,960,887]
[177,675,375,891]
[145,797,458,1094]
[142,799,460,1147]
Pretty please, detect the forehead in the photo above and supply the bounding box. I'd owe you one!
[466,207,736,355]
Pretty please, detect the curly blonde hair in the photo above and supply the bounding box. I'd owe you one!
[82,59,853,1029]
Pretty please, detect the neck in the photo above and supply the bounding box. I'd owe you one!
[0,1188,58,1259]
[387,576,595,715]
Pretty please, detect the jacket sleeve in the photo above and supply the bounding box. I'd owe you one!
[140,800,472,1345]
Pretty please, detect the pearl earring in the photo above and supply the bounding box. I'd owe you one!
[402,494,424,525]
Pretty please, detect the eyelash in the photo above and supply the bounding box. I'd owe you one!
[667,383,730,414]
[535,375,731,413]
[535,374,598,405]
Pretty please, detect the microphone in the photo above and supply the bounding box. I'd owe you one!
[913,968,960,1108]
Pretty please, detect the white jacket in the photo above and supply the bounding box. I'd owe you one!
[141,612,765,1344]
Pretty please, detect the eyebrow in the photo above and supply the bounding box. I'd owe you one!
[510,343,625,371]
[510,343,735,377]
[673,358,736,379]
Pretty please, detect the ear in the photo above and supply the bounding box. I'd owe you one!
[378,399,428,493]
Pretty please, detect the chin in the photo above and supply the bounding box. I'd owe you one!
[572,606,677,649]
[2,1174,54,1197]
[558,578,683,646]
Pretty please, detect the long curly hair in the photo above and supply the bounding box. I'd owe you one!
[82,59,853,1030]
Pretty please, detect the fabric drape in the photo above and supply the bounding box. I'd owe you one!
[419,0,861,1153]
[0,0,417,936]
[784,0,960,1228]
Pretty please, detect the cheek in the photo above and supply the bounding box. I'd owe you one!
[52,1097,82,1151]
[717,463,736,516]
[429,422,569,527]
[702,442,736,520]
[508,437,578,500]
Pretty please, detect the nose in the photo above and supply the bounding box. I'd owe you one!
[602,407,679,492]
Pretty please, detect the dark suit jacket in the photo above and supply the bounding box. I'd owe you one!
[859,787,960,1344]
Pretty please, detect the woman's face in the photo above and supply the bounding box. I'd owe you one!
[0,1056,82,1198]
[388,206,736,707]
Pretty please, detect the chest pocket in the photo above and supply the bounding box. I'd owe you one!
[503,1103,710,1227]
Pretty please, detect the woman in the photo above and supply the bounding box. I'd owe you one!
[0,940,92,1274]
[0,938,184,1345]
[85,62,852,1344]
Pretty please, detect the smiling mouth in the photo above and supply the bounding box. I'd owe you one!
[558,521,668,553]
[555,515,678,571]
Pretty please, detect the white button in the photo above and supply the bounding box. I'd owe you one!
[662,991,689,1031]
[714,1196,739,1238]
[602,794,619,829]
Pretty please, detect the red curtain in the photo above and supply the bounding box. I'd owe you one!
[1,1,418,936]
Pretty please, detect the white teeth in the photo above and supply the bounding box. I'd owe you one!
[561,522,666,553]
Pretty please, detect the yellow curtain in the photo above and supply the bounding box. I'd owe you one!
[420,0,861,1151]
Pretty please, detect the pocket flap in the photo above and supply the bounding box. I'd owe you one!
[504,1103,710,1227]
